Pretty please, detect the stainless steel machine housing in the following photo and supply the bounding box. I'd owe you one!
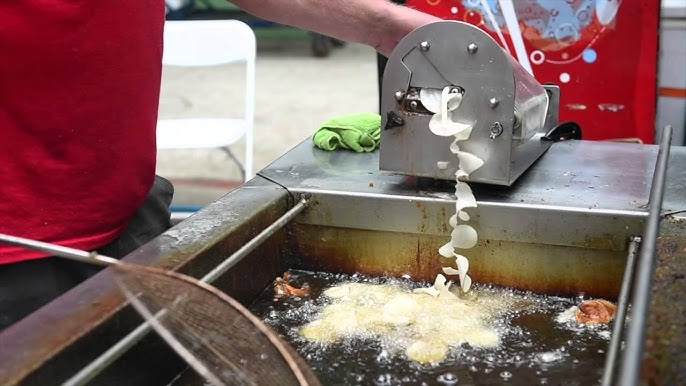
[380,21,559,186]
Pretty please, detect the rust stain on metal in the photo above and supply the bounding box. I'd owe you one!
[293,224,624,298]
[468,239,623,299]
[292,225,442,282]
[643,236,686,386]
[583,234,623,251]
[415,200,429,234]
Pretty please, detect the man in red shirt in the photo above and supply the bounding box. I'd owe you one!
[0,1,439,330]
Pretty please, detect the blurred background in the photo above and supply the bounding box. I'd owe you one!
[158,1,380,209]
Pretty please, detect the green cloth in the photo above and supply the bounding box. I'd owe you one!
[313,113,381,153]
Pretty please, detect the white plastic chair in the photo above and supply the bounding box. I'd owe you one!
[157,19,255,183]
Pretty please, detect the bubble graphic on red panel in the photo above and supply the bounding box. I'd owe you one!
[530,50,545,65]
[463,10,484,26]
[459,0,619,64]
[582,48,598,63]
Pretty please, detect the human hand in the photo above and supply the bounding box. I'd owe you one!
[233,0,441,57]
[371,3,442,57]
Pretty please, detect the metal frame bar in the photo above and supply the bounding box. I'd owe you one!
[601,236,641,386]
[617,126,673,385]
[0,234,117,267]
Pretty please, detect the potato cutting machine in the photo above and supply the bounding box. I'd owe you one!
[380,21,579,186]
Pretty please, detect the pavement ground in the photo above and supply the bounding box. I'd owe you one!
[156,31,379,209]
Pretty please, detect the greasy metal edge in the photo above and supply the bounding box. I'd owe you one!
[0,177,292,386]
[292,189,647,251]
[601,236,641,386]
[289,223,628,299]
[618,126,673,385]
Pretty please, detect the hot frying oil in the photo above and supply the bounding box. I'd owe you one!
[249,271,611,385]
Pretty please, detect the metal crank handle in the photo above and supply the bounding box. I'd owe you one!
[0,233,118,267]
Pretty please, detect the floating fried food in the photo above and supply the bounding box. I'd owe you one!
[575,299,617,325]
[299,282,505,364]
[406,340,450,364]
[273,272,310,300]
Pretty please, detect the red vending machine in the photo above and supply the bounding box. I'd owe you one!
[407,0,660,143]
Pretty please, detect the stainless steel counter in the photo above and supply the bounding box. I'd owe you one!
[261,139,685,216]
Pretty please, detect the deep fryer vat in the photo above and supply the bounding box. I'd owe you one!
[246,270,616,386]
[1,140,684,386]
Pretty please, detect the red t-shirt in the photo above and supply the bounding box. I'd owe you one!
[0,2,165,264]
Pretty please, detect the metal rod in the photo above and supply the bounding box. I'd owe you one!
[62,320,154,386]
[617,125,673,386]
[202,196,309,283]
[662,208,686,217]
[61,195,309,386]
[0,234,118,266]
[601,236,641,386]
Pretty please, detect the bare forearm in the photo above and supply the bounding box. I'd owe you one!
[229,0,440,56]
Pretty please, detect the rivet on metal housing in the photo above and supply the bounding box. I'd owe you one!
[419,41,430,52]
[489,98,499,108]
[385,111,405,130]
[409,101,418,110]
[394,90,405,101]
[467,43,478,54]
[489,122,503,139]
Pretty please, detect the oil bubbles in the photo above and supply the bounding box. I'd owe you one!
[437,372,459,385]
